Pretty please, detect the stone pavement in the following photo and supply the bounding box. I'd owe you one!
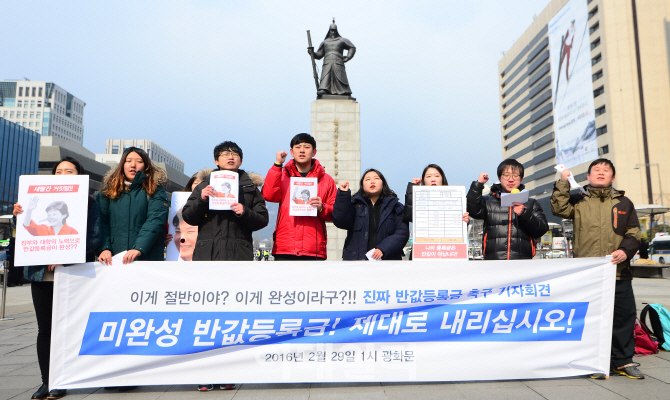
[1,279,669,400]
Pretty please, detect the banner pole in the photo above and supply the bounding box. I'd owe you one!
[1,260,15,321]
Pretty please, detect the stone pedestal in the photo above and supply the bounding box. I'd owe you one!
[311,98,361,261]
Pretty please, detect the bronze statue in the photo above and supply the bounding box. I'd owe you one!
[307,21,356,97]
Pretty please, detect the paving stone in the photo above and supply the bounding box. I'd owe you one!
[529,384,626,399]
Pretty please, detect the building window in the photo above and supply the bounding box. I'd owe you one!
[36,112,41,118]
[594,86,605,98]
[593,69,603,82]
[590,38,600,50]
[2,111,6,117]
[38,87,43,97]
[36,122,40,127]
[29,122,34,127]
[592,54,602,66]
[595,106,606,116]
[598,145,609,156]
[32,87,36,97]
[588,6,598,19]
[31,100,35,108]
[112,145,119,154]
[596,125,608,136]
[18,87,23,96]
[30,113,34,118]
[38,101,42,107]
[23,112,28,118]
[9,112,14,118]
[590,22,599,35]
[17,100,22,107]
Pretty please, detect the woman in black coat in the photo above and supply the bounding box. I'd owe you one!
[332,169,409,260]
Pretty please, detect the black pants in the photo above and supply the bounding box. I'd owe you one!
[611,279,636,368]
[273,254,325,261]
[31,281,54,386]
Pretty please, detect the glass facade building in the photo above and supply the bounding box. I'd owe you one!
[0,117,40,215]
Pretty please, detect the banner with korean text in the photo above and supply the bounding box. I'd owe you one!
[51,258,615,388]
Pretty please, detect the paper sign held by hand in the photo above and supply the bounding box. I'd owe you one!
[290,177,318,216]
[209,171,239,210]
[555,164,587,194]
[500,190,530,207]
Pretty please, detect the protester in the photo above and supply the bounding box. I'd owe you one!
[182,141,268,261]
[551,158,643,379]
[181,141,267,392]
[403,164,468,222]
[262,133,336,260]
[466,159,548,260]
[333,169,409,260]
[13,156,101,400]
[97,147,169,266]
[264,250,270,261]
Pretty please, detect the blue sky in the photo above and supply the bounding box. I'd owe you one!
[1,0,551,195]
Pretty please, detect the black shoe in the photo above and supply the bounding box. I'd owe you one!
[31,384,49,400]
[118,386,138,391]
[47,389,67,399]
[613,363,645,379]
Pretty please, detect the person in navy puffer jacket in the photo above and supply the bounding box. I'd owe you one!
[333,169,409,260]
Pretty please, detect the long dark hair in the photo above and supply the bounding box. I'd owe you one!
[421,164,448,185]
[102,147,162,199]
[52,156,85,175]
[355,169,396,200]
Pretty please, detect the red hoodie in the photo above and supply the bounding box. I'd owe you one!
[262,159,336,259]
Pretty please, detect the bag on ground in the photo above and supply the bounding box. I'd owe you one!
[640,303,670,351]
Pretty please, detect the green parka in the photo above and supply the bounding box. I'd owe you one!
[550,180,641,280]
[97,171,169,261]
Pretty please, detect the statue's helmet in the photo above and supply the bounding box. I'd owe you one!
[325,19,340,39]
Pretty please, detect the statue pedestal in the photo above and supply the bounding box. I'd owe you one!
[311,98,361,261]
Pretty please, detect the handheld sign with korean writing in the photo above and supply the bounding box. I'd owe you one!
[14,175,89,266]
[289,177,318,216]
[209,171,239,210]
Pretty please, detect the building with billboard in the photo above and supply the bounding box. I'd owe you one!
[0,117,40,215]
[498,0,670,224]
[0,80,86,145]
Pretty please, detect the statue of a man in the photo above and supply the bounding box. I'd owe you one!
[308,21,356,96]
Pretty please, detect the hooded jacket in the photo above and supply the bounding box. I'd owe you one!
[182,170,268,261]
[97,170,169,261]
[551,180,641,280]
[467,181,548,260]
[333,190,409,260]
[262,159,336,259]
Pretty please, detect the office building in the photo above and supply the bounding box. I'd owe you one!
[498,0,670,224]
[100,139,184,173]
[0,117,40,215]
[0,80,86,145]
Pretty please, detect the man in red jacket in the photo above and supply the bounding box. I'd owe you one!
[263,133,336,260]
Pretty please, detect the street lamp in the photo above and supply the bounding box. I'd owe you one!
[634,163,665,232]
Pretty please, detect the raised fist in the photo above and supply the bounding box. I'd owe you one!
[478,173,489,184]
[339,181,350,191]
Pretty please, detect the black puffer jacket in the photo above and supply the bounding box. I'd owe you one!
[182,170,269,261]
[466,181,548,260]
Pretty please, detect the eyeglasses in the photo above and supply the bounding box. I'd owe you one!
[501,174,521,180]
[219,151,240,159]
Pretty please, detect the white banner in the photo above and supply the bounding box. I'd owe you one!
[549,0,598,169]
[51,258,615,388]
[14,175,89,266]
